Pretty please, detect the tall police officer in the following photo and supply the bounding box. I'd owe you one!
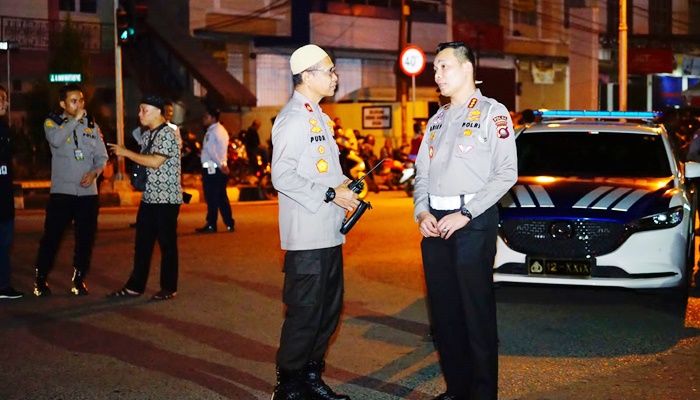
[270,44,359,400]
[34,84,108,297]
[413,42,518,400]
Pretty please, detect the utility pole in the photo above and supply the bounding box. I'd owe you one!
[619,0,628,111]
[397,0,409,146]
[114,0,126,180]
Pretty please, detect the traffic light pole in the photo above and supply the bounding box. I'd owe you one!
[114,1,126,180]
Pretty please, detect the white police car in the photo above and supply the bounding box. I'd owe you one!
[494,110,700,297]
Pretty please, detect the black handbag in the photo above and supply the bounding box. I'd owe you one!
[130,127,161,191]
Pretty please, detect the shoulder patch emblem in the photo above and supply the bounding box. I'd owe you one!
[305,103,313,112]
[497,127,510,139]
[316,158,328,173]
[467,98,478,108]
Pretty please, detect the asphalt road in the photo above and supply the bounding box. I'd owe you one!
[1,191,699,399]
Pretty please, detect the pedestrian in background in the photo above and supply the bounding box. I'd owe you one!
[107,94,183,300]
[413,41,518,400]
[243,118,262,169]
[0,85,22,299]
[195,105,235,234]
[34,84,108,297]
[270,44,359,400]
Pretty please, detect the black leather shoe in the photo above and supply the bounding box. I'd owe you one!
[195,225,216,234]
[272,368,306,400]
[226,225,235,232]
[302,360,350,400]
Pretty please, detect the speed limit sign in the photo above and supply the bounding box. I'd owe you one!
[399,45,426,77]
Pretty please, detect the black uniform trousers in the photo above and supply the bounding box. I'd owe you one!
[36,194,99,276]
[126,202,180,293]
[202,168,234,228]
[421,205,499,400]
[277,245,344,372]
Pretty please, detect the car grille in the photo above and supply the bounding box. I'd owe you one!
[500,219,627,258]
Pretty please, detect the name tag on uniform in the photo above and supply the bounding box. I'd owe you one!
[207,165,216,174]
[74,149,84,161]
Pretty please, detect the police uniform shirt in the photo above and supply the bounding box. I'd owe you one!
[201,122,228,168]
[271,90,347,251]
[413,89,518,220]
[44,113,108,196]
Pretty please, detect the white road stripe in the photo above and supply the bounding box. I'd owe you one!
[591,187,634,210]
[529,185,554,207]
[611,188,650,211]
[573,186,614,209]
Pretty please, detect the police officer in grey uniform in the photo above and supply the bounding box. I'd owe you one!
[34,84,108,297]
[414,42,517,400]
[270,44,359,400]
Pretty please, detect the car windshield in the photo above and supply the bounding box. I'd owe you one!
[517,131,672,178]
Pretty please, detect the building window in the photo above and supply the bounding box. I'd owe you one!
[649,0,671,35]
[692,0,700,35]
[80,0,97,13]
[513,0,537,26]
[59,0,97,13]
[59,0,75,12]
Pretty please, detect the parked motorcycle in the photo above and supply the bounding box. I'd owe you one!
[400,161,415,197]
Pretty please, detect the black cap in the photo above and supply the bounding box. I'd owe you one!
[140,94,164,112]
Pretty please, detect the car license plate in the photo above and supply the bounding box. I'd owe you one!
[527,257,593,277]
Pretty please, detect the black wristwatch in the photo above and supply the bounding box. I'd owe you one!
[324,187,336,203]
[460,206,472,219]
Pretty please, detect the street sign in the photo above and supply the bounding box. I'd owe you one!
[399,45,426,77]
[49,73,82,83]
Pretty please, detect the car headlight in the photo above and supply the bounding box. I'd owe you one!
[629,206,683,231]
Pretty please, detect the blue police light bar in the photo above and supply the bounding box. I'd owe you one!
[534,110,662,119]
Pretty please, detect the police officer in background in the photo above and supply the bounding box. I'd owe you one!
[270,44,359,400]
[413,42,517,400]
[34,84,108,297]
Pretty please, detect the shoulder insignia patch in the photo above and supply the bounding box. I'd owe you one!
[467,98,478,108]
[305,103,313,112]
[316,158,328,173]
[45,119,54,128]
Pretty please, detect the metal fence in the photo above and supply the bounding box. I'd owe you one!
[0,16,113,53]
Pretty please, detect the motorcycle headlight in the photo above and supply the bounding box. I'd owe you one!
[629,206,683,231]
